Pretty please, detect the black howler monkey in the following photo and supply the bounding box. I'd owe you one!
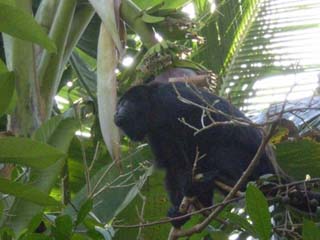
[114,82,277,227]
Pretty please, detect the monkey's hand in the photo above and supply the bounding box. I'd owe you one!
[179,196,196,213]
[167,206,191,228]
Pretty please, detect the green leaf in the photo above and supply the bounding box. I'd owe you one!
[65,145,152,222]
[145,2,165,14]
[246,184,271,240]
[75,199,93,226]
[87,229,104,240]
[134,0,189,10]
[0,178,60,207]
[0,59,7,73]
[276,139,320,179]
[0,72,15,116]
[26,213,43,233]
[32,115,80,153]
[302,219,320,240]
[53,215,73,240]
[0,137,65,169]
[94,226,114,240]
[0,200,4,218]
[142,13,165,23]
[88,0,122,53]
[77,15,100,58]
[97,21,120,162]
[70,52,97,97]
[0,3,56,52]
[0,227,15,239]
[4,116,78,235]
[21,233,53,240]
[208,231,229,239]
[225,212,256,236]
[71,234,90,240]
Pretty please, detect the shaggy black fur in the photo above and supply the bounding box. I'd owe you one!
[114,82,275,227]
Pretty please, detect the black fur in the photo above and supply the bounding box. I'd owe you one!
[114,82,275,227]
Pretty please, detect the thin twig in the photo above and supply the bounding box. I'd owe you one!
[169,124,276,239]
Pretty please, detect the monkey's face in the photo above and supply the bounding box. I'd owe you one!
[114,86,151,141]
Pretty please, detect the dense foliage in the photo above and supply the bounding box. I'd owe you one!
[0,0,319,239]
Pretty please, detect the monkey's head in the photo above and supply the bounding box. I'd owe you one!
[114,85,153,141]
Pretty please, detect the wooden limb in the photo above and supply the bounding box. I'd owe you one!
[168,227,179,240]
[214,180,245,197]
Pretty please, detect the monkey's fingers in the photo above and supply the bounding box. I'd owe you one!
[179,196,196,213]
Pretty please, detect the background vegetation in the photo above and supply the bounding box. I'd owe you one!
[0,0,319,239]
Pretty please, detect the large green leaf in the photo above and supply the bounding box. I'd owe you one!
[276,139,320,179]
[88,0,122,53]
[0,71,15,116]
[77,14,100,58]
[4,116,78,235]
[32,115,80,153]
[75,199,93,227]
[246,184,271,240]
[225,212,256,236]
[97,23,120,162]
[0,178,60,207]
[302,219,320,240]
[65,145,152,223]
[0,137,64,169]
[220,0,320,110]
[0,2,56,52]
[70,52,97,97]
[115,170,170,240]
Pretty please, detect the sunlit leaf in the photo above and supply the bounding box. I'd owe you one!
[225,212,256,236]
[142,13,165,23]
[0,2,56,52]
[96,24,121,164]
[220,0,320,111]
[88,0,122,53]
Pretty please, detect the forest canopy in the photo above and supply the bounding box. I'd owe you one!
[0,0,319,239]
